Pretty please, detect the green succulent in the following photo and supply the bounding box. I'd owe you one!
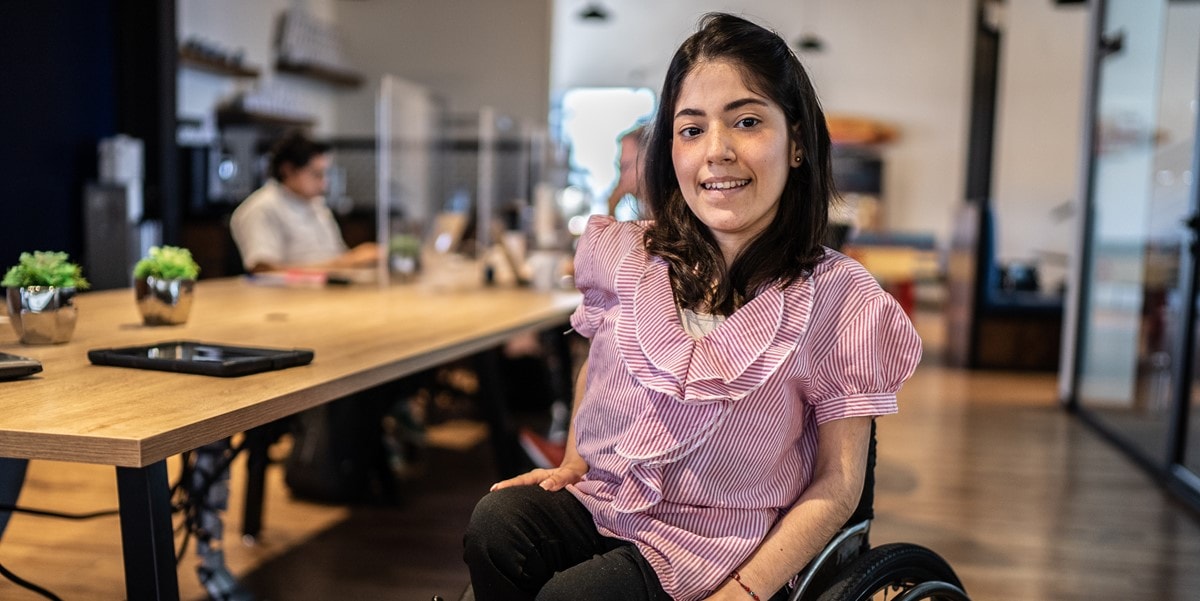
[389,234,421,258]
[1,251,90,289]
[133,246,201,280]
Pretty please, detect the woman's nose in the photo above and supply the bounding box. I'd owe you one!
[705,127,735,164]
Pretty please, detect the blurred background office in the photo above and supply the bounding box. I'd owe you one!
[0,0,1198,600]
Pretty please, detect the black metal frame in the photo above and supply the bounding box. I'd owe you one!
[116,463,180,601]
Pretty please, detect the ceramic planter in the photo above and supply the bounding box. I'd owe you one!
[5,286,78,344]
[135,277,195,326]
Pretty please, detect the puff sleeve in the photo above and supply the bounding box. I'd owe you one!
[808,291,922,424]
[569,215,631,339]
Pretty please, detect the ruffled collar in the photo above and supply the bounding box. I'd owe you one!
[605,243,813,513]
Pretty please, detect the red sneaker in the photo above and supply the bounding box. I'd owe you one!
[518,427,566,469]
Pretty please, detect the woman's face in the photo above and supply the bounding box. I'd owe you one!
[280,153,331,200]
[671,60,797,263]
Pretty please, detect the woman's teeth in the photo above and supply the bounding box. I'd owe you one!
[703,179,749,190]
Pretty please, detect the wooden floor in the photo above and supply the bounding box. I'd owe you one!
[2,310,1199,600]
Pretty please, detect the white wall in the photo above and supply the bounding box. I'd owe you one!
[332,0,553,136]
[177,0,344,136]
[991,0,1088,290]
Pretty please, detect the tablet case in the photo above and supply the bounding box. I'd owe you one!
[88,341,314,377]
[0,351,43,380]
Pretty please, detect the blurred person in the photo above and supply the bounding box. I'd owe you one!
[230,130,378,274]
[606,124,649,219]
[464,13,920,601]
[519,123,653,468]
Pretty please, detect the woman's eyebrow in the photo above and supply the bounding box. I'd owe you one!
[674,98,769,120]
[724,98,768,112]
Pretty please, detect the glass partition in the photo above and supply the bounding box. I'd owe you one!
[1075,0,1178,464]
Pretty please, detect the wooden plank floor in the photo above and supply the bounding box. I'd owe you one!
[1,310,1199,600]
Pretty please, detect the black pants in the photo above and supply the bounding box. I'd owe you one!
[463,485,670,601]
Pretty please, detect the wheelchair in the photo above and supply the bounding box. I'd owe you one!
[444,421,970,601]
[780,421,968,601]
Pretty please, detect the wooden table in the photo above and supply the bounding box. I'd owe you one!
[0,278,579,600]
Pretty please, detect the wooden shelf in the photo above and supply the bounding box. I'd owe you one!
[275,59,364,88]
[179,49,260,78]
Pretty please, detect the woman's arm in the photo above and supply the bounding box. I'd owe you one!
[490,358,590,491]
[706,416,872,601]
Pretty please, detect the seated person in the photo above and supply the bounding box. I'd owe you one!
[463,13,921,601]
[230,130,378,273]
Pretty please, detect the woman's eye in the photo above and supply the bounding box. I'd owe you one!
[736,117,761,128]
[679,126,702,138]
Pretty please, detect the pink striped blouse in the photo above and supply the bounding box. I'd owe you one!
[566,216,922,601]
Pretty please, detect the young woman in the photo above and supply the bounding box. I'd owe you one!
[464,13,921,601]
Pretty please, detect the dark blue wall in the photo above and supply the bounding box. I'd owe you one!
[0,1,118,270]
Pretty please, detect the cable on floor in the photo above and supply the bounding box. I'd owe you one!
[0,503,118,520]
[0,559,63,601]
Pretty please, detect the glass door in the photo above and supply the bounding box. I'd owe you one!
[1075,0,1185,466]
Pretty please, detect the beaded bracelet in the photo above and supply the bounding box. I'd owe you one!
[730,570,761,600]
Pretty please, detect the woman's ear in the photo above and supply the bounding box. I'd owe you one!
[790,140,803,168]
[278,162,296,183]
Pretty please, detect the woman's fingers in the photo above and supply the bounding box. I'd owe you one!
[489,469,550,491]
[538,467,584,491]
[490,467,584,492]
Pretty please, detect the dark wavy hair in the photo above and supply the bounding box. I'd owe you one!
[269,129,331,181]
[643,13,835,316]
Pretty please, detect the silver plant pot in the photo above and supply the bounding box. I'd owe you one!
[135,277,195,326]
[5,286,78,344]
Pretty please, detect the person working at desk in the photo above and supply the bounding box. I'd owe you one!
[464,13,921,601]
[230,130,378,274]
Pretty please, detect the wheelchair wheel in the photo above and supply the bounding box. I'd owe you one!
[814,543,969,601]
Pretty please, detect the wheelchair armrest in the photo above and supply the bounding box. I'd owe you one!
[787,519,872,601]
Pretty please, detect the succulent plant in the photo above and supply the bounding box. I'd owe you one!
[133,246,201,281]
[1,251,90,289]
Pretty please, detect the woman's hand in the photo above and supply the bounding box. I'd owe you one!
[490,458,587,492]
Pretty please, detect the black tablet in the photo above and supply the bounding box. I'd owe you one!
[0,351,43,381]
[88,341,314,377]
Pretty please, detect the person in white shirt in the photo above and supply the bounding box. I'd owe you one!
[231,131,378,273]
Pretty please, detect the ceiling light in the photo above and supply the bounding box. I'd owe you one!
[579,3,609,22]
[795,33,825,53]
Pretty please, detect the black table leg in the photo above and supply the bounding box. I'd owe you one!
[475,348,523,478]
[116,461,180,601]
[241,424,274,541]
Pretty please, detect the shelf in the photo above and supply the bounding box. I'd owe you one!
[275,59,364,88]
[179,49,260,78]
[216,106,314,129]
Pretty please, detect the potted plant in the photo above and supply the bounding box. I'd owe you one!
[2,251,90,344]
[133,245,200,326]
[389,233,421,279]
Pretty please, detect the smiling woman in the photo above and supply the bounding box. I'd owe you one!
[463,12,921,601]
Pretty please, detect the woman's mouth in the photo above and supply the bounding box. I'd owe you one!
[702,179,750,191]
